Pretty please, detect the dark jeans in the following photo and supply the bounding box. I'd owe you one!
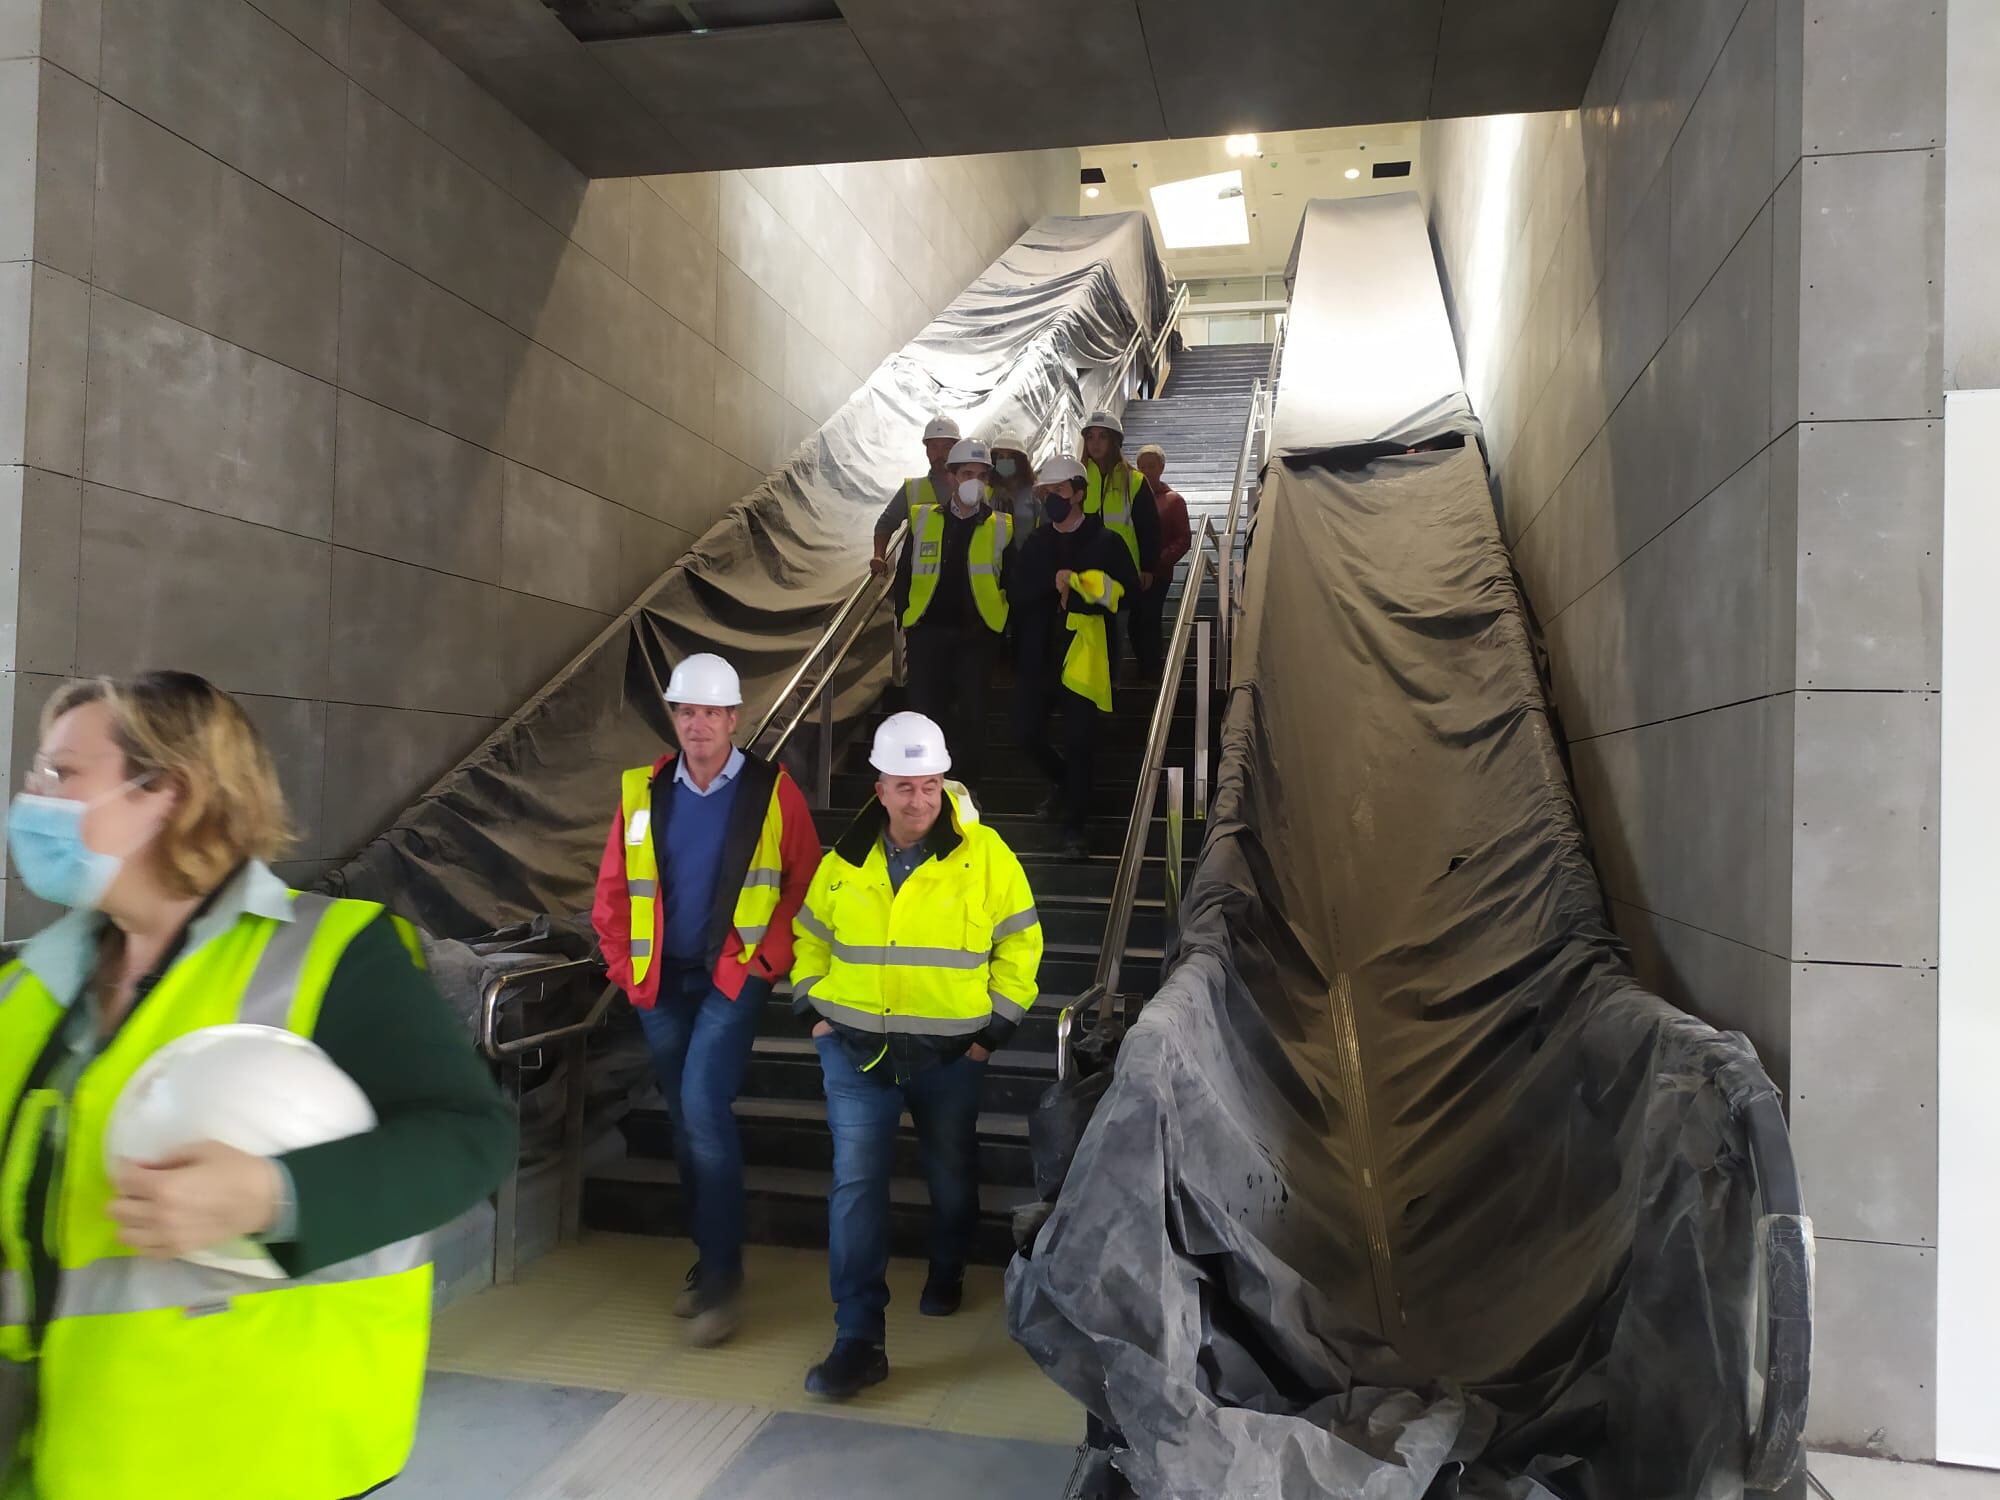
[1015,665,1103,836]
[906,621,997,788]
[816,1035,986,1345]
[1131,582,1168,681]
[636,968,770,1287]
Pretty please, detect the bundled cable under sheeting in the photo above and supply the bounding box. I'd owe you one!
[1006,194,1805,1498]
[323,213,1170,939]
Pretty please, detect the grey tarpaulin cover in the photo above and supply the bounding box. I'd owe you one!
[324,213,1169,938]
[1272,193,1480,460]
[1005,197,1805,1498]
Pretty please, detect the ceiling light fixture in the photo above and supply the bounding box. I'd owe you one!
[1344,167,1361,180]
[1224,134,1260,158]
[1085,186,1100,199]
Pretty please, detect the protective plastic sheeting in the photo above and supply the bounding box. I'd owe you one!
[324,214,1169,938]
[1272,194,1479,460]
[1007,445,1801,1498]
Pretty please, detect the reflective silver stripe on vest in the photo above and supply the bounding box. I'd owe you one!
[991,907,1039,940]
[808,998,988,1036]
[49,1234,429,1322]
[828,941,985,970]
[989,991,1028,1023]
[236,891,343,1029]
[741,869,782,890]
[968,564,999,576]
[735,925,768,944]
[1,1267,26,1329]
[629,939,653,958]
[798,908,833,942]
[792,975,821,1002]
[627,879,658,899]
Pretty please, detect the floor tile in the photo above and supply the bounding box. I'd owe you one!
[381,1373,622,1499]
[695,1410,1079,1500]
[1813,1453,2000,1499]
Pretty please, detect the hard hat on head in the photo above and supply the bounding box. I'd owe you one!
[665,652,742,707]
[923,415,961,442]
[1037,454,1087,487]
[946,438,991,468]
[989,430,1029,455]
[106,1024,377,1279]
[870,711,951,776]
[1082,408,1124,438]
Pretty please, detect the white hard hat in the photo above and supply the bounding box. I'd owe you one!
[1037,455,1087,487]
[1082,408,1123,437]
[923,415,961,442]
[989,431,1029,455]
[106,1024,377,1279]
[665,652,742,707]
[870,711,951,776]
[946,438,992,468]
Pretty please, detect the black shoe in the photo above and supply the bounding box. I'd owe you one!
[805,1339,889,1400]
[920,1267,964,1317]
[1035,788,1065,824]
[1061,832,1090,861]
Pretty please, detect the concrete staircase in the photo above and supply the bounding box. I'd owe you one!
[580,342,1273,1270]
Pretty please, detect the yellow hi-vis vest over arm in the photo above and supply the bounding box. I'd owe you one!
[1085,460,1145,571]
[900,503,1013,633]
[0,888,431,1500]
[619,763,786,988]
[1062,569,1126,711]
[790,794,1042,1066]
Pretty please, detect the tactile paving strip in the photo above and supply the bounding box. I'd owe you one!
[428,1235,1084,1446]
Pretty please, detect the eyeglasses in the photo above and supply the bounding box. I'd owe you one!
[22,754,143,798]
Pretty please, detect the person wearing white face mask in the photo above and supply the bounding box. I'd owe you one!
[0,671,515,1500]
[893,438,1014,794]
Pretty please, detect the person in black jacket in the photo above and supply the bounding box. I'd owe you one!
[1010,455,1141,859]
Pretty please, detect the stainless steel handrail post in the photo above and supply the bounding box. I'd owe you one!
[1216,379,1262,690]
[816,672,834,808]
[1162,766,1185,952]
[1194,622,1211,814]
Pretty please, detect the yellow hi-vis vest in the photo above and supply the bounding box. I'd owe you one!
[901,502,1013,634]
[0,892,431,1500]
[791,791,1042,1058]
[1063,570,1125,711]
[620,762,787,987]
[1085,460,1144,571]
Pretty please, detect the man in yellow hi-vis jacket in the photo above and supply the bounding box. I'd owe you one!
[790,712,1043,1400]
[1010,455,1142,859]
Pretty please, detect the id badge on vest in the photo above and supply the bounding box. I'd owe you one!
[626,808,650,845]
[918,540,940,561]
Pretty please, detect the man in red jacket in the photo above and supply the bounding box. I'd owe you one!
[1134,445,1192,681]
[593,652,820,1346]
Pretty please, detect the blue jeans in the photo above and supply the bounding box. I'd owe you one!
[816,1035,987,1344]
[636,969,769,1288]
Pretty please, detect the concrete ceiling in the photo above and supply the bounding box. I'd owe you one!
[1080,123,1428,280]
[380,0,1617,177]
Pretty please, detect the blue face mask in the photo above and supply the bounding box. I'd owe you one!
[995,457,1018,478]
[6,782,150,910]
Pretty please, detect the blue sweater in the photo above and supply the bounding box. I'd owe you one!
[661,774,742,964]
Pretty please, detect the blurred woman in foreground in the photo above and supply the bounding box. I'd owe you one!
[0,671,515,1500]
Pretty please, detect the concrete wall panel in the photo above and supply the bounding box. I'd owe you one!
[75,481,330,697]
[328,547,505,718]
[100,0,345,222]
[1799,0,1944,156]
[235,689,326,859]
[93,99,341,379]
[1808,1237,1936,1459]
[23,262,86,478]
[321,700,496,857]
[1790,961,1937,1246]
[83,291,335,538]
[1666,0,1775,325]
[33,55,95,279]
[629,183,718,342]
[1612,898,1790,1085]
[331,392,504,583]
[6,467,79,677]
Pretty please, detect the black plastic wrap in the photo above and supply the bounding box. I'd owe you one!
[1006,191,1804,1497]
[324,213,1170,938]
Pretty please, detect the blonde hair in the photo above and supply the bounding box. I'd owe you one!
[42,671,293,897]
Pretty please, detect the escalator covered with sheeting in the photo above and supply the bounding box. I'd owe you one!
[1005,195,1810,1498]
[324,213,1170,938]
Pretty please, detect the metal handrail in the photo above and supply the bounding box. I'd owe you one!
[1741,1088,1813,1490]
[477,956,615,1060]
[1215,379,1265,687]
[751,523,908,753]
[1090,516,1216,1017]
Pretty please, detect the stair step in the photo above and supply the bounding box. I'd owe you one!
[742,1035,1057,1113]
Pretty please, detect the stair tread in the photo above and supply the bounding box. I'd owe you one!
[594,1155,1029,1216]
[627,1095,1031,1139]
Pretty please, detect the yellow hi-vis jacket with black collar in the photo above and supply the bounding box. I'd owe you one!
[791,787,1042,1076]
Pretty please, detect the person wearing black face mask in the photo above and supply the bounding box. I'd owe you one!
[1009,455,1141,858]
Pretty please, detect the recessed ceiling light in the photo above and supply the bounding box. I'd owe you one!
[1344,167,1361,180]
[1085,186,1100,199]
[1224,134,1260,158]
[1150,170,1251,249]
